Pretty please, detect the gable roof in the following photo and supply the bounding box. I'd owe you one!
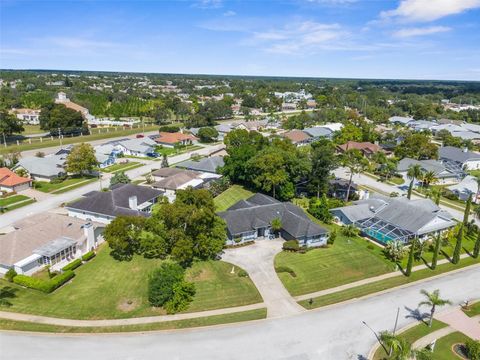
[151,167,185,178]
[218,194,328,239]
[282,130,311,143]
[302,127,332,138]
[337,141,383,154]
[117,137,156,153]
[151,170,201,190]
[66,184,163,217]
[439,146,480,163]
[397,158,446,174]
[15,155,66,177]
[156,132,197,144]
[0,167,31,187]
[176,156,224,174]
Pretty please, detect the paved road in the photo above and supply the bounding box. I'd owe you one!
[1,265,478,360]
[333,168,475,225]
[0,144,224,229]
[222,239,305,318]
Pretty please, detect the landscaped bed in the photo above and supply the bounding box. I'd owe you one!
[432,331,473,360]
[275,223,394,297]
[0,244,262,320]
[214,185,254,212]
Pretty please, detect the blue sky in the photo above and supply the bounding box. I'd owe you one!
[1,0,480,80]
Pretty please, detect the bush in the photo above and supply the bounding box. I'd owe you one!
[341,225,359,237]
[275,265,296,277]
[237,269,248,277]
[82,251,96,261]
[5,268,17,282]
[159,125,180,133]
[465,339,480,360]
[282,240,300,252]
[164,281,196,314]
[13,270,75,293]
[148,262,185,307]
[367,244,375,250]
[328,229,337,245]
[61,259,82,272]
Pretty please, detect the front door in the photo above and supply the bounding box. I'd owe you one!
[257,228,264,238]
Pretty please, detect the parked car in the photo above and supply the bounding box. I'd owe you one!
[136,134,144,138]
[146,152,159,158]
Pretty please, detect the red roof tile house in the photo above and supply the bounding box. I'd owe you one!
[0,168,32,193]
[337,141,385,158]
[155,132,198,148]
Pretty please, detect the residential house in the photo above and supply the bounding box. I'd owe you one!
[0,168,31,193]
[218,193,329,247]
[10,108,41,125]
[337,141,385,158]
[439,146,480,171]
[66,184,163,224]
[389,116,414,126]
[282,130,312,146]
[115,137,157,157]
[302,126,333,140]
[56,145,115,169]
[155,132,197,148]
[397,157,461,184]
[176,156,224,174]
[0,213,104,275]
[448,176,479,202]
[331,195,456,244]
[328,178,359,200]
[13,155,66,182]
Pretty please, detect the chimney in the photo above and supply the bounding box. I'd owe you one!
[129,195,138,210]
[83,223,96,252]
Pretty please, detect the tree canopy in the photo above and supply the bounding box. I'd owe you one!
[65,143,98,175]
[39,103,84,130]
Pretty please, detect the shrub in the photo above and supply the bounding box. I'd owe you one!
[237,269,248,277]
[82,251,96,261]
[148,263,185,307]
[341,224,359,237]
[159,125,180,133]
[367,244,375,250]
[275,265,296,277]
[465,339,480,360]
[13,271,75,293]
[282,240,300,252]
[328,229,337,245]
[61,259,82,272]
[164,281,196,314]
[5,268,17,282]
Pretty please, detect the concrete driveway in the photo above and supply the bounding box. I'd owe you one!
[221,239,305,318]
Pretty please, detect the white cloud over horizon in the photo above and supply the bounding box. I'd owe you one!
[393,25,451,38]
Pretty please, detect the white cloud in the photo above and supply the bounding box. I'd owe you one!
[393,25,451,38]
[192,0,223,9]
[45,37,119,50]
[381,0,480,22]
[223,10,236,17]
[305,0,358,4]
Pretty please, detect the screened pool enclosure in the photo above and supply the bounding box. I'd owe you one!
[355,217,413,244]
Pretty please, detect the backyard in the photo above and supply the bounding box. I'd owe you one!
[0,244,262,320]
[33,176,97,194]
[275,223,395,296]
[214,185,254,212]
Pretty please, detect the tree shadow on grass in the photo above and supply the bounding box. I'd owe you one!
[463,247,473,257]
[404,306,429,325]
[0,286,18,307]
[440,250,453,263]
[421,257,432,270]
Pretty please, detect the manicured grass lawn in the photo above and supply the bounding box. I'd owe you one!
[275,224,394,296]
[214,185,254,212]
[0,195,30,207]
[21,125,46,135]
[0,244,261,320]
[1,199,36,211]
[373,320,447,360]
[300,256,480,309]
[0,308,267,333]
[33,176,97,194]
[101,161,142,173]
[462,301,480,317]
[155,145,203,158]
[433,332,472,360]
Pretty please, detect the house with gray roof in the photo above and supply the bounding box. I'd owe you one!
[302,126,333,140]
[115,137,156,157]
[14,155,66,181]
[448,175,479,202]
[397,157,461,184]
[218,193,329,247]
[389,116,414,126]
[66,183,163,224]
[330,195,456,244]
[439,146,480,171]
[176,156,224,174]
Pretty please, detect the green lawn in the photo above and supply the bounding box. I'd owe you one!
[101,161,142,173]
[0,195,30,207]
[0,244,261,320]
[155,145,203,158]
[433,332,472,360]
[33,176,97,194]
[214,185,255,212]
[21,125,46,135]
[275,224,394,296]
[300,256,480,309]
[0,308,267,333]
[373,320,448,360]
[462,301,480,317]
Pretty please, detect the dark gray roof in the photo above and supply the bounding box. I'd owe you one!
[439,146,480,163]
[302,127,333,138]
[397,158,447,176]
[219,194,328,239]
[176,156,224,174]
[66,184,163,217]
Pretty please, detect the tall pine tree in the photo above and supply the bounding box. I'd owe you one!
[431,233,441,270]
[452,225,463,264]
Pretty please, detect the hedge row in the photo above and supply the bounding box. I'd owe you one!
[13,270,75,293]
[82,251,96,261]
[61,259,82,272]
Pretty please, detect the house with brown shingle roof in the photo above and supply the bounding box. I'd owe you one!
[337,141,385,158]
[0,167,31,193]
[155,132,198,148]
[281,130,312,146]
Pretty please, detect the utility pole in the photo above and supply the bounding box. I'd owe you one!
[2,133,6,148]
[58,127,63,147]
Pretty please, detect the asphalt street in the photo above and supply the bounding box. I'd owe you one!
[1,265,478,360]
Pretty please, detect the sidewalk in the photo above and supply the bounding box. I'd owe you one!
[295,254,476,302]
[0,303,265,328]
[436,310,480,340]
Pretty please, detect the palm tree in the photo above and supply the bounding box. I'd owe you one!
[475,175,480,204]
[341,149,367,201]
[422,170,437,188]
[427,187,441,205]
[379,331,414,360]
[270,218,282,238]
[407,164,423,200]
[431,233,441,270]
[418,289,451,327]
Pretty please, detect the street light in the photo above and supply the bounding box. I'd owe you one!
[362,321,389,354]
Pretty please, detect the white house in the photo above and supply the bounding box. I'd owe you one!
[115,137,156,157]
[10,108,41,125]
[439,146,480,171]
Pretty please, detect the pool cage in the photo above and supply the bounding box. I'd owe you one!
[355,216,414,244]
